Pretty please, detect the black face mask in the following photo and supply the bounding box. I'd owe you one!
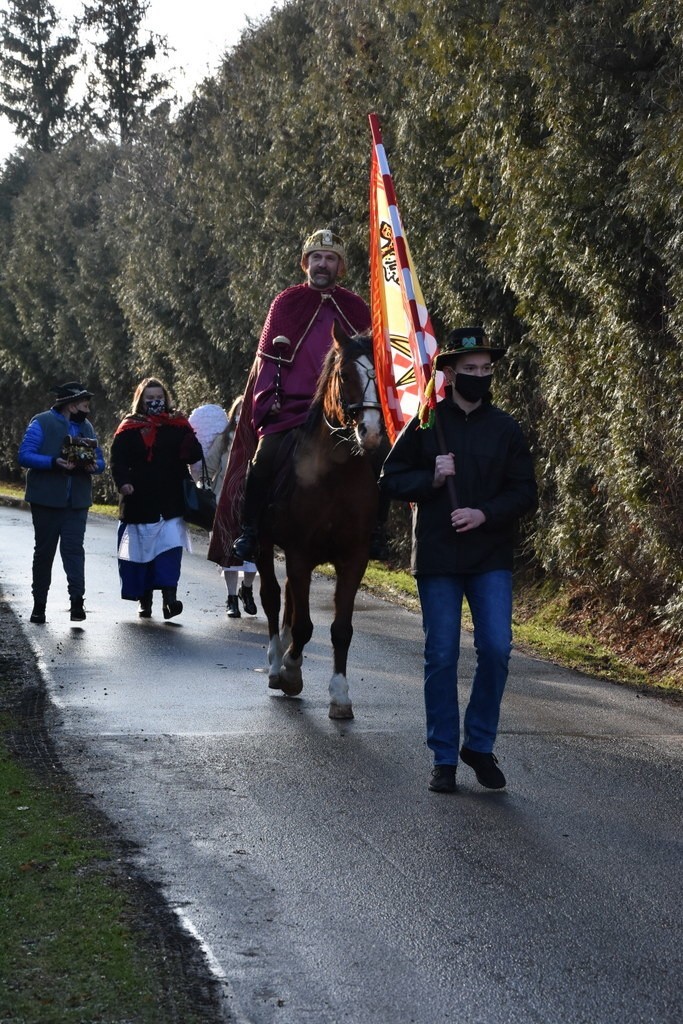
[145,398,166,415]
[70,410,88,423]
[454,373,492,403]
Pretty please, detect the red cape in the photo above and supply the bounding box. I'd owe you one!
[207,362,258,567]
[257,283,370,364]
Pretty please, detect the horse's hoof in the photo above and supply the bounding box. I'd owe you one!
[268,675,282,690]
[329,703,354,720]
[279,674,304,697]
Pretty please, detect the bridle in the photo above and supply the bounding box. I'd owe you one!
[324,338,383,436]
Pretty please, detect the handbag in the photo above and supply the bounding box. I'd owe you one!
[182,457,217,531]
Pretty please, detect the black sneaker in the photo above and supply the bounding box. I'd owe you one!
[428,764,457,793]
[459,747,506,789]
[70,598,86,622]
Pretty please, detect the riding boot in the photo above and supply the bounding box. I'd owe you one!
[232,527,258,564]
[162,587,183,619]
[232,466,269,563]
[138,590,153,618]
[226,595,241,619]
[238,583,257,615]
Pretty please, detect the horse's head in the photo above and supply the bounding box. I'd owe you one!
[320,321,384,452]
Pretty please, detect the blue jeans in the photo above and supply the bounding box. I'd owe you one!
[416,571,513,765]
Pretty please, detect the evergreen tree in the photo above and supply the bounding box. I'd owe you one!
[81,0,171,142]
[0,0,79,152]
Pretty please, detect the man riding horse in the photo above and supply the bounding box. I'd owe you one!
[229,228,372,564]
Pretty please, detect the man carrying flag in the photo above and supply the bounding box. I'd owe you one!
[380,331,537,794]
[368,115,537,793]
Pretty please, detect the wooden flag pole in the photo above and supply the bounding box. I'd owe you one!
[433,406,459,513]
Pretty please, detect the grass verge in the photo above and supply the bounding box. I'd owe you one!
[0,478,116,518]
[0,599,223,1024]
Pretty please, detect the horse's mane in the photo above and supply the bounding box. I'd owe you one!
[304,332,373,436]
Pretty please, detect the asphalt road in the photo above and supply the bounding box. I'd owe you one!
[1,503,681,1024]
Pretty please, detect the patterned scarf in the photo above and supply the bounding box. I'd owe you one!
[114,412,191,461]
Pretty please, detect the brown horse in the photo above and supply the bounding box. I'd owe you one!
[257,321,384,719]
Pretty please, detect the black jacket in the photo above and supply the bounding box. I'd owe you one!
[110,418,202,524]
[380,396,537,575]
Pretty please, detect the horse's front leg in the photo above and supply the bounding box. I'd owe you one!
[328,554,368,720]
[256,542,284,686]
[280,577,294,654]
[275,556,314,697]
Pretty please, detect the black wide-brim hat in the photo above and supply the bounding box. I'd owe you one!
[52,381,93,407]
[434,327,506,369]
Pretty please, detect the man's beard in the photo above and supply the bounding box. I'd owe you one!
[310,269,336,288]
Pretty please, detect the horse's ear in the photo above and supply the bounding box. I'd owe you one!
[332,319,351,347]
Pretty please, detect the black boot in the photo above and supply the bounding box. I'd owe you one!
[232,527,258,563]
[238,583,257,615]
[138,591,153,618]
[70,597,86,622]
[30,601,46,624]
[162,587,183,619]
[226,594,241,618]
[231,464,268,562]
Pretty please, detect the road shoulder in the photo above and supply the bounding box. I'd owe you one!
[0,588,227,1023]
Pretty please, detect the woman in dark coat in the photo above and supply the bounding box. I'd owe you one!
[110,377,202,619]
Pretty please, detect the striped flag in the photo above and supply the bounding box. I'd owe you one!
[368,113,443,442]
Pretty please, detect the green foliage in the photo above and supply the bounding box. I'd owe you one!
[0,0,680,645]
